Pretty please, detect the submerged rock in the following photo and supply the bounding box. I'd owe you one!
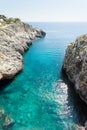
[0,15,46,80]
[0,107,14,130]
[2,115,15,130]
[62,34,87,104]
[0,107,4,119]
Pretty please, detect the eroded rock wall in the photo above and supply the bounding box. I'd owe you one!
[62,34,87,103]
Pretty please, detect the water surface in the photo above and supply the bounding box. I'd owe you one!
[0,22,87,130]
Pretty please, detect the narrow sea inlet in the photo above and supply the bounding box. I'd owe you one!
[0,22,87,130]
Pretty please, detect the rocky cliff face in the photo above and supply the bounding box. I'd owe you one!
[62,34,87,104]
[0,16,46,80]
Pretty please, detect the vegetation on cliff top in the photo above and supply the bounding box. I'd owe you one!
[0,15,21,26]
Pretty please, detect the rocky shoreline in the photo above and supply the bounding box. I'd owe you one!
[0,15,46,129]
[0,15,46,80]
[62,34,87,129]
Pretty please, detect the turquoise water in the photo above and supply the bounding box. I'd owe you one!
[0,22,87,130]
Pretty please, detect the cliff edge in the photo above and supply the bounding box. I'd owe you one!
[62,34,87,104]
[0,15,46,80]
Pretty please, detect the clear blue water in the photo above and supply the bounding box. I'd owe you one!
[0,22,87,130]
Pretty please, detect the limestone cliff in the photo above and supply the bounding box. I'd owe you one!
[62,34,87,104]
[0,15,46,80]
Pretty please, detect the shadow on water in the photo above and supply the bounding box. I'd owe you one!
[0,79,13,91]
[0,70,22,92]
[61,69,87,125]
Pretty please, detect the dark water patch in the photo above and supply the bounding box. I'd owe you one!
[61,70,87,125]
[0,79,13,91]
